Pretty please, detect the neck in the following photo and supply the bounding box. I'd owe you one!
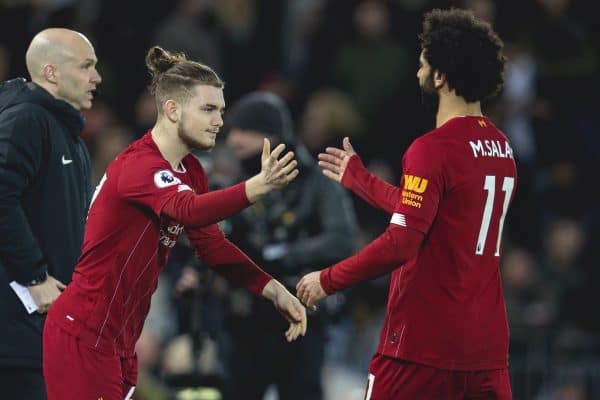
[32,79,79,110]
[151,118,189,170]
[436,92,482,127]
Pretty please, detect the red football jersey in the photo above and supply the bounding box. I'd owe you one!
[48,132,270,356]
[377,116,517,370]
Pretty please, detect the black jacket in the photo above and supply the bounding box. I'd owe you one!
[0,78,91,367]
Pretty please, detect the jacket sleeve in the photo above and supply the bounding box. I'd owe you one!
[283,173,359,271]
[0,107,49,283]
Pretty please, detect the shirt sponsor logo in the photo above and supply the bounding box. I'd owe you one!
[403,175,428,194]
[159,223,184,248]
[401,175,428,208]
[154,170,182,188]
[469,139,514,159]
[61,155,73,165]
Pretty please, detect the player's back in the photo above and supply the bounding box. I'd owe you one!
[379,116,517,371]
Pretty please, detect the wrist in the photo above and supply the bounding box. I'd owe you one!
[24,271,49,287]
[245,174,270,203]
[261,279,282,302]
[341,155,362,190]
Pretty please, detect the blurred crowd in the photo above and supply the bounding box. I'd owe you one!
[2,0,599,399]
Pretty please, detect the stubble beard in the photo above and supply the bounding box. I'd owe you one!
[177,115,214,152]
[420,71,440,117]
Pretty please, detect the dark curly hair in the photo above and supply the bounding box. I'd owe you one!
[419,8,506,102]
[145,46,224,110]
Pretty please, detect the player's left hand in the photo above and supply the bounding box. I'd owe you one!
[296,271,327,309]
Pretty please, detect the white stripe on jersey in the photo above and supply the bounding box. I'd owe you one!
[390,213,407,227]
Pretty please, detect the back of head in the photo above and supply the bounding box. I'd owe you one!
[145,46,223,111]
[419,8,506,102]
[227,91,294,145]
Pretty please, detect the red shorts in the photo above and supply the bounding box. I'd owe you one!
[43,318,138,400]
[364,353,512,400]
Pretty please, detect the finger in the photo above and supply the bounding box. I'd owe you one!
[278,151,295,166]
[296,277,305,292]
[262,138,270,162]
[343,137,355,154]
[270,143,286,159]
[325,147,347,158]
[318,153,342,165]
[322,169,341,183]
[299,305,307,336]
[285,169,299,183]
[56,280,67,290]
[289,301,302,323]
[279,160,298,177]
[318,160,341,174]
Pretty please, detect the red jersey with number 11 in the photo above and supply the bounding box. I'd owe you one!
[378,116,517,370]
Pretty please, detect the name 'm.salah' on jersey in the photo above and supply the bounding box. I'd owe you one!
[379,116,517,370]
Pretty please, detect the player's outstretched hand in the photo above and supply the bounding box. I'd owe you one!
[260,138,299,189]
[262,279,307,342]
[296,271,327,310]
[317,137,356,184]
[246,139,299,202]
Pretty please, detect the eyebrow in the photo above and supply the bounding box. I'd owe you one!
[202,103,225,110]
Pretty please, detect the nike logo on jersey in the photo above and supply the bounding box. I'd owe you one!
[61,155,73,165]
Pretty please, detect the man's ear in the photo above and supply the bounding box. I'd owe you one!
[433,70,446,90]
[42,64,58,84]
[163,99,180,123]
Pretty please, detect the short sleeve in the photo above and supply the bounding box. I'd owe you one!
[117,157,185,218]
[391,138,445,235]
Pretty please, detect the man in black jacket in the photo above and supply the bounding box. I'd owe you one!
[223,92,358,400]
[0,28,101,399]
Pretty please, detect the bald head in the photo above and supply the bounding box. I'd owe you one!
[25,28,101,111]
[26,28,94,82]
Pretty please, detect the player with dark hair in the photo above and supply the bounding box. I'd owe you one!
[42,46,306,400]
[297,8,514,399]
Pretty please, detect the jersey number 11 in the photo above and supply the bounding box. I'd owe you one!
[476,175,514,256]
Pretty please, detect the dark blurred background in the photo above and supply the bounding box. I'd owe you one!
[2,0,599,399]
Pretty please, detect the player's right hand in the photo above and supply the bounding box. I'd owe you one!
[262,279,307,342]
[317,137,357,185]
[27,275,66,314]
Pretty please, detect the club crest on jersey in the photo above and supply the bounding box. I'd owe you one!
[154,170,182,188]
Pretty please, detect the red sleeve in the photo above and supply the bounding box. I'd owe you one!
[186,224,272,297]
[341,155,400,214]
[320,224,423,294]
[392,137,444,234]
[117,159,186,218]
[162,182,250,227]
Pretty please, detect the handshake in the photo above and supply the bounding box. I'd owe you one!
[262,271,328,343]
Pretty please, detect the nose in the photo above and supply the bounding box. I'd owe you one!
[214,113,223,128]
[92,67,102,84]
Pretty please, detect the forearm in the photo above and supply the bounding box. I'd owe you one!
[162,182,250,227]
[320,225,423,294]
[192,232,272,297]
[342,155,400,214]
